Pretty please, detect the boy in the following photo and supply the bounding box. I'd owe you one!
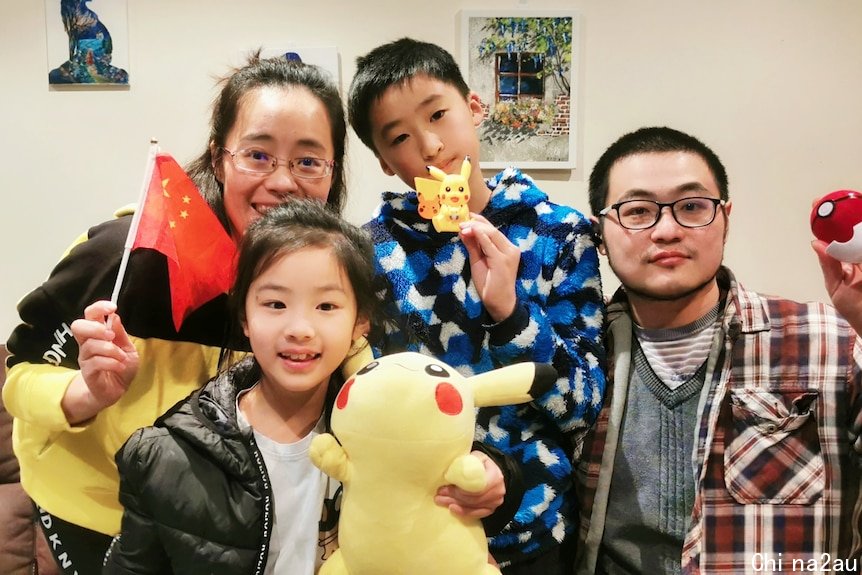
[348,37,606,573]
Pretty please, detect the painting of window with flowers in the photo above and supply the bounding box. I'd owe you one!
[460,11,579,169]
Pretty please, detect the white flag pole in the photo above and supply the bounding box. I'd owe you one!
[110,138,160,307]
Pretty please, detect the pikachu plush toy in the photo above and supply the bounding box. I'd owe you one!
[310,351,556,574]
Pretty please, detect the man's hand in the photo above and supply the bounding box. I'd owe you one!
[812,240,862,333]
[813,240,862,455]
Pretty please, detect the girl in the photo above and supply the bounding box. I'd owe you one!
[103,200,378,574]
[3,53,347,573]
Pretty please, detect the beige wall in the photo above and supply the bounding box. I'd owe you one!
[1,0,861,340]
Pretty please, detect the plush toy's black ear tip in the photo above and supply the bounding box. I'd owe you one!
[529,364,557,398]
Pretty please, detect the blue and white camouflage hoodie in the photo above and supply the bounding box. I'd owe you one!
[364,167,606,566]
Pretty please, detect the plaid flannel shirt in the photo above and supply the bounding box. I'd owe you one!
[576,267,862,574]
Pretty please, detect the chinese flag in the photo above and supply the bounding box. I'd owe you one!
[132,153,237,331]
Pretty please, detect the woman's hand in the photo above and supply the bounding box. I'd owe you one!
[61,300,140,424]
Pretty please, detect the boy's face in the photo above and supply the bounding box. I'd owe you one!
[369,74,484,188]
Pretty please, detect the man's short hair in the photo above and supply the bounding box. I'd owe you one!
[588,126,729,216]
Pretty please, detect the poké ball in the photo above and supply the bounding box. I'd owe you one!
[811,189,862,263]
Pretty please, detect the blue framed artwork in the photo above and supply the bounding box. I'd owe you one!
[45,0,130,86]
[261,46,341,91]
[460,10,580,169]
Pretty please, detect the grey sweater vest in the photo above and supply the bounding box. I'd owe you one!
[598,343,706,574]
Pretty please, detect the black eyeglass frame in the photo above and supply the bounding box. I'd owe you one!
[598,197,727,230]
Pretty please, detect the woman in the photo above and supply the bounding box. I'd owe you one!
[3,52,347,574]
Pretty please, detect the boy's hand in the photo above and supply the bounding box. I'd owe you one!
[460,214,520,323]
[434,450,505,518]
[61,300,140,424]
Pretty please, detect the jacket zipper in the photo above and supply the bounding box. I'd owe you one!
[245,434,273,575]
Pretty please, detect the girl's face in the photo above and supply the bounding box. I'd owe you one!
[216,86,335,242]
[243,245,368,397]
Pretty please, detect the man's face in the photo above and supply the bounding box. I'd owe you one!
[598,151,731,302]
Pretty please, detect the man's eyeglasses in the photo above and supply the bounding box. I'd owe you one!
[599,197,726,230]
[221,147,335,180]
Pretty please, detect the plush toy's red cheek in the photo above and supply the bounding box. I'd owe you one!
[435,382,463,415]
[336,378,354,410]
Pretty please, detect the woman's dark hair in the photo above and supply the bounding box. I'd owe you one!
[187,51,347,234]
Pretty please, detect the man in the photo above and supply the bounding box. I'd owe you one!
[576,126,862,574]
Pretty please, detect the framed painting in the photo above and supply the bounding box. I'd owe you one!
[261,46,341,91]
[460,10,580,169]
[45,0,130,86]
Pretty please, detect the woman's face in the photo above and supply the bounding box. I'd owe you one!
[216,85,335,242]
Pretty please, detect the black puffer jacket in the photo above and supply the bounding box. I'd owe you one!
[103,358,275,575]
[103,358,525,574]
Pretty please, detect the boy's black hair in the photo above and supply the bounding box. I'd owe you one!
[347,37,469,153]
[588,126,729,217]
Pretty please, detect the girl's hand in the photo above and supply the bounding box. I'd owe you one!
[434,450,505,518]
[812,240,862,333]
[61,300,140,424]
[460,214,520,323]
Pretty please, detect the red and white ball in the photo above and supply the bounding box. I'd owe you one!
[811,189,862,263]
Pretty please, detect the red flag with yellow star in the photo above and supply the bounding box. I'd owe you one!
[131,153,236,331]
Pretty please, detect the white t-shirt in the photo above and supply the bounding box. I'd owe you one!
[237,387,332,575]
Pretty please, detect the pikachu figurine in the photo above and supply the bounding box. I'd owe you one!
[415,156,472,233]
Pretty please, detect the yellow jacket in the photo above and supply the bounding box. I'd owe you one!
[3,215,240,535]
